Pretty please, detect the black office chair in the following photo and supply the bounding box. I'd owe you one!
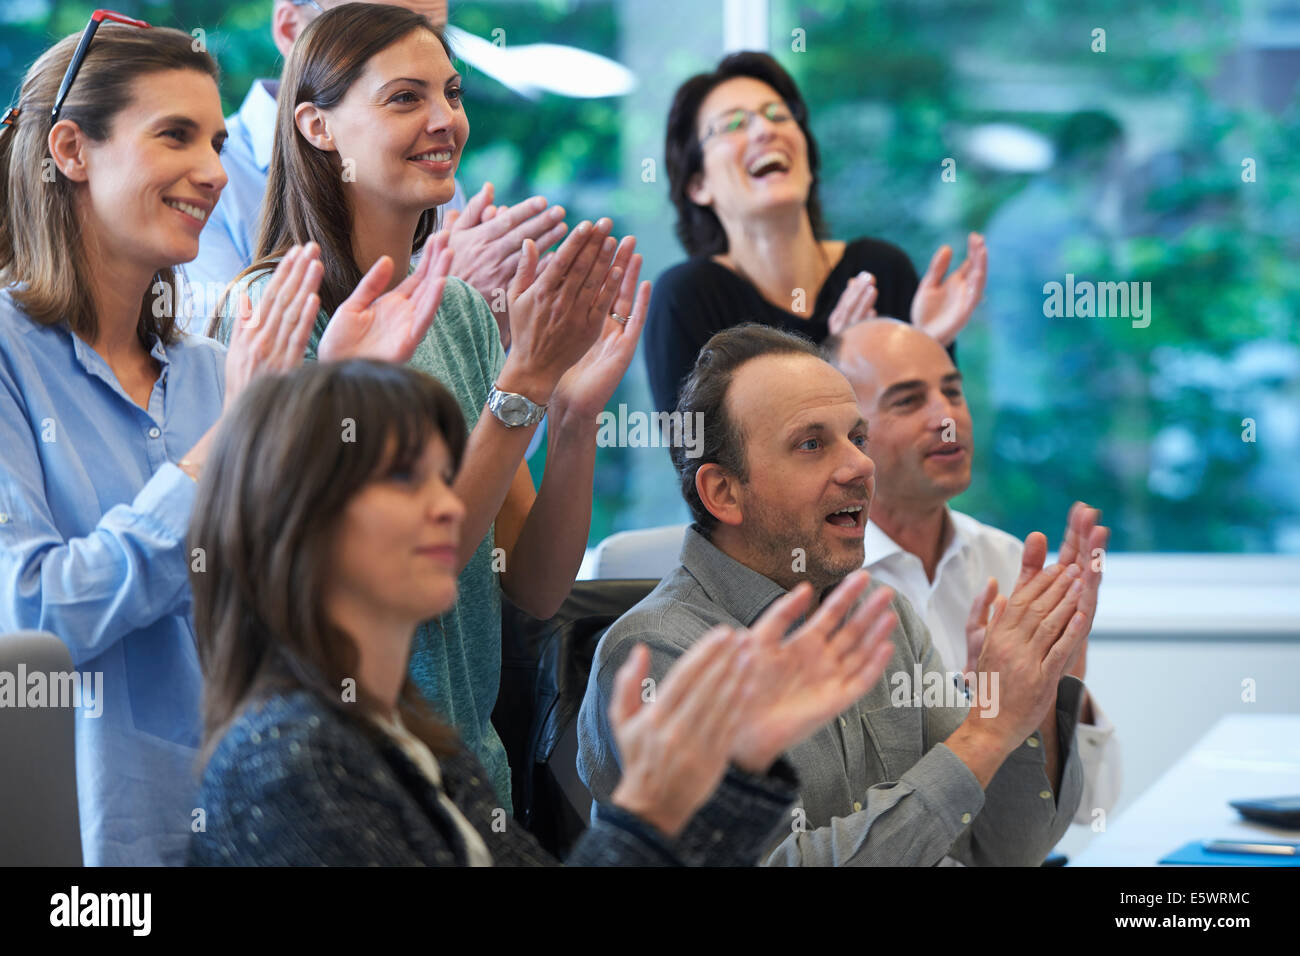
[494,579,658,859]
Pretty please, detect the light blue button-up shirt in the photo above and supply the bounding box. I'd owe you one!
[0,290,225,866]
[183,79,466,331]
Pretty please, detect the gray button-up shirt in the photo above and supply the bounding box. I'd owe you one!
[577,525,1085,866]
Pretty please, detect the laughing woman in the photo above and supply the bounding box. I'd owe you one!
[647,52,988,415]
[0,16,436,865]
[213,3,649,806]
[188,360,898,866]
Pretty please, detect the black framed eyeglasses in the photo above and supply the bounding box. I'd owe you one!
[50,9,151,125]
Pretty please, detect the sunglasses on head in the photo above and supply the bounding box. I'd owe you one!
[1,9,151,130]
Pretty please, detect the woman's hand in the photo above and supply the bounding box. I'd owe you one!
[495,218,622,403]
[607,630,755,839]
[910,232,987,345]
[729,570,898,775]
[223,243,323,412]
[318,232,453,364]
[550,238,651,421]
[827,271,879,335]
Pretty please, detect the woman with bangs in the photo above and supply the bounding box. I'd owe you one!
[0,13,435,865]
[213,3,650,806]
[188,359,898,866]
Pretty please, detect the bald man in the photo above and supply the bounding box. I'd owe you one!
[825,318,1121,828]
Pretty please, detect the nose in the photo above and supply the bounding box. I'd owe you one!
[429,480,467,529]
[195,147,228,196]
[425,94,457,136]
[925,391,959,432]
[833,436,876,488]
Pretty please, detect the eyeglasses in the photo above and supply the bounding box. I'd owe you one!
[290,0,327,13]
[50,10,151,125]
[700,101,794,146]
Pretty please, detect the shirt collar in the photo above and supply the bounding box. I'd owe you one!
[240,79,279,172]
[679,525,790,628]
[864,506,971,568]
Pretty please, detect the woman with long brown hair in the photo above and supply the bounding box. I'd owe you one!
[213,3,651,807]
[0,13,436,865]
[187,359,897,865]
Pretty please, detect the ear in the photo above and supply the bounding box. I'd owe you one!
[685,171,712,209]
[271,2,303,59]
[47,120,90,183]
[294,102,336,153]
[695,462,744,529]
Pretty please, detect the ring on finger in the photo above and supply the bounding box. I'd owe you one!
[609,312,629,325]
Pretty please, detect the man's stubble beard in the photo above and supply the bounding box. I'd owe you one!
[743,493,865,595]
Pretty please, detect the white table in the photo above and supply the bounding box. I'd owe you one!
[1072,714,1300,866]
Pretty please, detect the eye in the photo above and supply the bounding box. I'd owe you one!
[389,90,420,105]
[446,85,464,104]
[944,387,964,402]
[798,437,821,451]
[724,110,746,133]
[162,128,187,143]
[893,394,922,408]
[852,433,869,449]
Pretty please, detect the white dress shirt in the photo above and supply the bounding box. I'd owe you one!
[864,508,1122,826]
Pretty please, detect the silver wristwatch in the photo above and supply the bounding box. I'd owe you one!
[487,383,547,428]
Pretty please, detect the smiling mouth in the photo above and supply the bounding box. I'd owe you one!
[163,198,208,222]
[747,150,791,178]
[409,149,453,163]
[825,504,865,528]
[927,446,966,460]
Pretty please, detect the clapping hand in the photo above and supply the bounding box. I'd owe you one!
[318,232,453,364]
[607,630,756,839]
[223,243,323,411]
[729,570,898,774]
[827,271,879,335]
[443,182,568,350]
[551,238,651,420]
[910,232,987,345]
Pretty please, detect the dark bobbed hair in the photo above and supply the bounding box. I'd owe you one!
[671,324,823,537]
[190,360,468,765]
[665,51,827,257]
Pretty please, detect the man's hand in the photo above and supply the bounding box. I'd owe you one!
[910,232,987,345]
[729,570,898,775]
[444,182,568,350]
[964,576,1001,677]
[968,531,1092,750]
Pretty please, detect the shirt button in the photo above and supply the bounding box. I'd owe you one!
[839,717,847,729]
[1026,736,1040,748]
[960,812,972,825]
[853,801,862,812]
[0,513,8,524]
[1039,790,1052,800]
[148,426,161,439]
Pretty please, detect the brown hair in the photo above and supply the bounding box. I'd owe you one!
[672,323,822,536]
[229,3,453,319]
[0,24,218,347]
[189,359,468,765]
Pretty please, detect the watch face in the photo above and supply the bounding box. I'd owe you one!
[502,394,528,423]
